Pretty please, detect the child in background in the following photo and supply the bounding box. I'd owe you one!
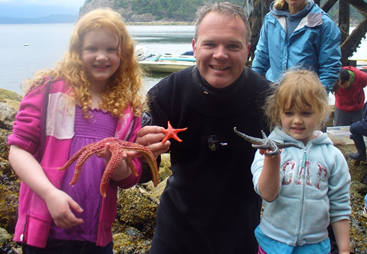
[332,66,367,127]
[251,69,351,254]
[8,8,145,254]
[348,102,367,162]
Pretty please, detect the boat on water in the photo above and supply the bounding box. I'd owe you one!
[135,46,196,73]
[140,54,196,73]
[349,58,367,73]
[356,60,367,73]
[134,45,148,61]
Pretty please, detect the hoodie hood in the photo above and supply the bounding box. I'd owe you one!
[270,0,314,16]
[270,0,315,39]
[269,126,332,148]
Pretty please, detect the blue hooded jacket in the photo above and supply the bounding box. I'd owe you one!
[251,126,351,247]
[252,0,341,93]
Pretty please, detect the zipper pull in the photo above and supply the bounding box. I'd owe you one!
[301,150,307,168]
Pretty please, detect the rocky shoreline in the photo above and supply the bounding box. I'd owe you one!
[0,88,366,253]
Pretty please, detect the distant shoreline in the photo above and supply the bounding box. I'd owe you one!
[126,21,196,26]
[0,21,196,25]
[126,21,360,26]
[0,20,360,26]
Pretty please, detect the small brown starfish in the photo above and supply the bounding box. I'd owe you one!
[58,137,159,198]
[161,121,188,143]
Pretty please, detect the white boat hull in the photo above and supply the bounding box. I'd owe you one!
[140,60,196,73]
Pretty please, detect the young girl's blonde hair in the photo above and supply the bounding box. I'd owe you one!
[22,8,144,118]
[264,69,330,130]
[273,0,307,10]
[273,0,289,10]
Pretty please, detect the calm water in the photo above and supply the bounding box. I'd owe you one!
[0,24,194,95]
[0,23,366,103]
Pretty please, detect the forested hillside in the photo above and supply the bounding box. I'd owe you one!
[82,0,247,22]
[81,0,364,25]
[320,0,363,25]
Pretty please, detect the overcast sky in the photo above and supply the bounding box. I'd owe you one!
[0,0,85,8]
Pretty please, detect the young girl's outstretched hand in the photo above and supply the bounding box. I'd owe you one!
[98,143,132,181]
[8,145,84,228]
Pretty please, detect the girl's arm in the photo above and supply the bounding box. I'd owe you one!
[9,145,84,228]
[110,159,132,181]
[257,151,281,202]
[332,219,350,254]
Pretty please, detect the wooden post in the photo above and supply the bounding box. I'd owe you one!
[339,0,350,65]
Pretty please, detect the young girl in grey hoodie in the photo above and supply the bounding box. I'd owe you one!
[251,69,351,254]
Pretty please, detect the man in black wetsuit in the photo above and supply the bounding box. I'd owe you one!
[136,2,271,253]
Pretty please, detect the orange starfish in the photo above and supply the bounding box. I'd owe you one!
[161,121,188,143]
[58,137,159,198]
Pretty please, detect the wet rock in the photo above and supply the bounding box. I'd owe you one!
[117,185,159,239]
[0,228,12,244]
[0,129,19,236]
[0,242,19,254]
[337,144,367,253]
[0,89,22,131]
[0,89,22,102]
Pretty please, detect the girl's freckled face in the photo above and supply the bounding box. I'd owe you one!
[81,28,120,88]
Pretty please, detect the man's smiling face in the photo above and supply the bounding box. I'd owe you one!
[192,12,250,89]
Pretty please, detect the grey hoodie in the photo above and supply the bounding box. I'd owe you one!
[251,126,351,246]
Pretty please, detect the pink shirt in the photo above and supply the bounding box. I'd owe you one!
[8,78,142,248]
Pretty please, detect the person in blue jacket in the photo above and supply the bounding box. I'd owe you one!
[251,69,351,254]
[251,0,341,93]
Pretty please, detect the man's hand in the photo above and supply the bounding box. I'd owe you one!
[135,126,170,158]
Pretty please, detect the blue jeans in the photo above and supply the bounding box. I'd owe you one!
[22,240,113,254]
[350,120,367,155]
[365,194,367,208]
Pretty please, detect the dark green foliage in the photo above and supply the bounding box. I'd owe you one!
[111,0,362,23]
[114,0,129,9]
[115,0,248,22]
[320,0,363,25]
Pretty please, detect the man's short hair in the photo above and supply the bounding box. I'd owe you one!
[194,2,251,44]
